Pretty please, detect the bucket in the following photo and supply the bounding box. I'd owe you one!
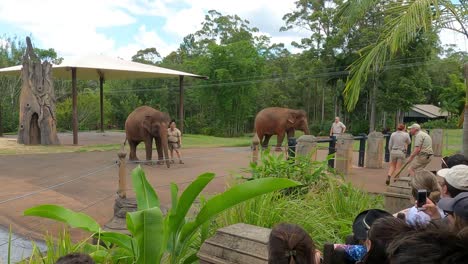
[383,177,413,214]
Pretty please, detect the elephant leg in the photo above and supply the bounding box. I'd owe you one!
[129,140,139,161]
[262,134,272,149]
[145,138,153,161]
[276,133,285,151]
[155,136,164,165]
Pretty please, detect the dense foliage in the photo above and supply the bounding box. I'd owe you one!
[1,4,467,137]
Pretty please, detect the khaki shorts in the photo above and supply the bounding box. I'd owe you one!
[169,142,180,151]
[409,155,432,171]
[390,150,406,163]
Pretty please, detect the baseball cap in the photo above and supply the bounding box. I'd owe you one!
[438,192,468,220]
[408,124,421,130]
[352,209,393,240]
[437,165,468,191]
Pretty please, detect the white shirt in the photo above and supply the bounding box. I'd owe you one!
[331,122,346,134]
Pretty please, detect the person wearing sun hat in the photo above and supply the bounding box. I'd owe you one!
[437,164,468,198]
[407,123,433,176]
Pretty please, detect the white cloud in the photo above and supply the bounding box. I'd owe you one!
[439,29,468,52]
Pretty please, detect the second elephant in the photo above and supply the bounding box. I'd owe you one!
[254,107,310,149]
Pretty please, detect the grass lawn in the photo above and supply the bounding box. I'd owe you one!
[0,134,252,155]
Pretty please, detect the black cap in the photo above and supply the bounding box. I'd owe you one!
[352,209,393,240]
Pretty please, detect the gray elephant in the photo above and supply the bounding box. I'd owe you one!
[125,106,171,167]
[254,107,310,149]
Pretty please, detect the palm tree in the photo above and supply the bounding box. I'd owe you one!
[339,0,468,156]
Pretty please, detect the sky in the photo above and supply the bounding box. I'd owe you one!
[0,0,466,60]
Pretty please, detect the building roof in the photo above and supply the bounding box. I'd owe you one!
[407,104,449,118]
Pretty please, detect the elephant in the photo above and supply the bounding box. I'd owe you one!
[125,106,171,167]
[254,107,310,149]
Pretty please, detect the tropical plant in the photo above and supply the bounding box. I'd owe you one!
[338,0,468,155]
[247,150,332,186]
[23,166,299,264]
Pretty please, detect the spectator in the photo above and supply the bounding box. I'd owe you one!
[387,228,468,264]
[386,123,411,185]
[55,253,95,264]
[269,223,321,264]
[329,117,346,137]
[437,192,468,232]
[437,165,468,198]
[361,217,413,264]
[407,124,433,176]
[352,209,393,244]
[442,154,468,168]
[167,120,183,164]
[403,170,443,227]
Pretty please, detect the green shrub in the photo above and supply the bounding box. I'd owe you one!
[421,117,459,129]
[56,92,112,131]
[217,151,383,248]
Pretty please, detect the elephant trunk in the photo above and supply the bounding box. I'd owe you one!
[303,122,310,135]
[162,135,170,168]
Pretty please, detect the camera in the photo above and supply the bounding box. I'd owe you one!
[417,189,427,210]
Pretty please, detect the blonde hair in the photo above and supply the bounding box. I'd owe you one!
[411,171,441,203]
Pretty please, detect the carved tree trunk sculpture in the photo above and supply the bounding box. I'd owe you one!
[18,37,60,145]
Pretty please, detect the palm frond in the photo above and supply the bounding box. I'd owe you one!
[337,0,382,31]
[344,0,443,111]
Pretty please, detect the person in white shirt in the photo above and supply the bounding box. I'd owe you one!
[330,117,346,137]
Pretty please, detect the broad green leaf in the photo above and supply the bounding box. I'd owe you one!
[127,207,164,264]
[169,173,214,232]
[97,231,135,252]
[24,205,100,233]
[182,253,199,264]
[170,183,179,215]
[178,177,300,245]
[90,249,109,263]
[131,166,160,210]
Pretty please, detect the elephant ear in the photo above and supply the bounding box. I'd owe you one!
[142,115,152,132]
[287,112,297,124]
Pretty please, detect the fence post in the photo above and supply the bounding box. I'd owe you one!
[287,137,296,160]
[117,151,127,199]
[407,134,412,157]
[366,132,384,168]
[328,136,336,168]
[358,133,367,167]
[335,134,354,175]
[252,133,260,164]
[384,133,390,162]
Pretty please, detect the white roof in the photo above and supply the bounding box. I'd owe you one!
[0,54,206,80]
[411,104,448,118]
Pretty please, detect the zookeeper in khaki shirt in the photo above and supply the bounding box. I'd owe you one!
[407,123,433,176]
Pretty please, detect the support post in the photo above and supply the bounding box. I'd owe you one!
[328,136,336,168]
[252,133,260,164]
[72,67,78,145]
[0,102,3,137]
[99,76,104,133]
[385,133,390,162]
[117,151,127,199]
[179,75,184,134]
[358,133,367,167]
[464,63,468,158]
[406,134,412,157]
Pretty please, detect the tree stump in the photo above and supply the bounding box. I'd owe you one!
[18,37,60,145]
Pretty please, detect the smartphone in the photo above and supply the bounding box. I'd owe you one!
[417,189,427,210]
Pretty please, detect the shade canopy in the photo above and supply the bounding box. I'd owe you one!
[0,54,206,145]
[0,54,206,80]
